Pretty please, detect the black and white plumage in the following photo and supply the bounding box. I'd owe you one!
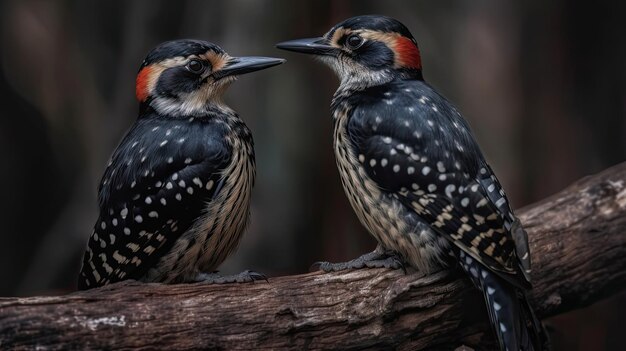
[278,15,546,350]
[78,39,284,290]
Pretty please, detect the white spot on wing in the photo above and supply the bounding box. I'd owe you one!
[495,197,507,207]
[445,184,456,198]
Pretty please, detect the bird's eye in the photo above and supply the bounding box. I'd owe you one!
[346,34,364,49]
[186,60,205,74]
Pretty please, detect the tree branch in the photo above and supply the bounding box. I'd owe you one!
[1,163,625,350]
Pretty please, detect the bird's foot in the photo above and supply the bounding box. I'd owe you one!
[194,270,268,284]
[311,249,406,273]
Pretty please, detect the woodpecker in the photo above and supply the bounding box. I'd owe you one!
[78,39,284,290]
[278,15,547,350]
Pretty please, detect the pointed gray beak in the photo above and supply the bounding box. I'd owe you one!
[276,37,338,56]
[214,56,285,79]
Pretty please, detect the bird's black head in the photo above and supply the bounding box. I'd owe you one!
[277,15,422,89]
[136,39,285,117]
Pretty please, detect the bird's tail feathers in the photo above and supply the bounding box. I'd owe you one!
[518,290,550,350]
[457,250,548,351]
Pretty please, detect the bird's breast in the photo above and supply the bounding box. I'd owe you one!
[332,104,449,273]
[194,132,255,271]
[145,121,255,283]
[333,106,404,248]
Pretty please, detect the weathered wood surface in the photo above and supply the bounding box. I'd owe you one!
[1,162,625,350]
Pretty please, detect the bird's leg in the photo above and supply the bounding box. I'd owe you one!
[311,244,406,272]
[193,270,268,284]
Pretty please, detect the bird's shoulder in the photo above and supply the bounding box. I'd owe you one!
[342,79,484,177]
[99,115,233,209]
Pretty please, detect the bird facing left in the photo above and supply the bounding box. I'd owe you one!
[77,39,285,290]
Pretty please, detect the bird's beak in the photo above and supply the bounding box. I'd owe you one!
[214,56,285,79]
[276,37,338,56]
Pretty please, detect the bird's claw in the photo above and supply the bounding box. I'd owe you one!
[242,269,269,283]
[194,269,268,284]
[309,261,324,272]
[310,260,358,272]
[365,254,407,273]
[310,250,407,273]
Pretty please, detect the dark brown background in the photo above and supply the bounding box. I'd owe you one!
[0,0,624,349]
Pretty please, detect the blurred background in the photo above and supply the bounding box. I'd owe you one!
[0,0,624,349]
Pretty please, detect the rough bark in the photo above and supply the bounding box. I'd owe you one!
[1,163,625,350]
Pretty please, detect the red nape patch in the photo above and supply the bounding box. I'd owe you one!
[135,66,154,102]
[394,36,422,70]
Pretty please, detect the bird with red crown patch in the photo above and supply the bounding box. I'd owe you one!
[278,15,548,351]
[78,39,284,290]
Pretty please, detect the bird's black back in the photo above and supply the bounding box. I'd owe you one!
[78,109,242,289]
